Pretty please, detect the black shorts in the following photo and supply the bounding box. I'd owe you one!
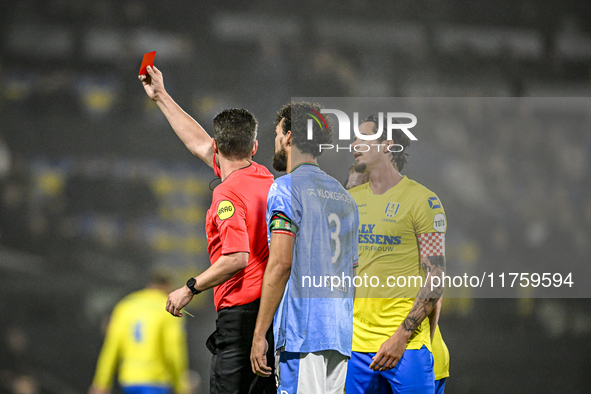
[206,299,276,394]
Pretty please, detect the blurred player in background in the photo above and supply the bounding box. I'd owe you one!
[250,102,359,393]
[139,66,276,394]
[345,159,450,392]
[88,272,189,394]
[345,114,447,393]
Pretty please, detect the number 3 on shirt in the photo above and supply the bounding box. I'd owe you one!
[328,213,341,264]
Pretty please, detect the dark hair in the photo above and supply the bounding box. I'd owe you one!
[276,101,333,157]
[213,108,258,160]
[364,114,410,171]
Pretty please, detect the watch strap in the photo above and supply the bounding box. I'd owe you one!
[186,278,201,295]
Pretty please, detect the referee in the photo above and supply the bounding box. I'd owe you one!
[139,66,276,394]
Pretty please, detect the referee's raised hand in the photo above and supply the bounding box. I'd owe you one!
[166,285,193,317]
[139,65,166,102]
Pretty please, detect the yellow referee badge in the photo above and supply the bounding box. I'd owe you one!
[217,200,235,220]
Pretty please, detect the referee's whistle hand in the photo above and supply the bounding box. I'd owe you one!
[250,335,272,377]
[166,286,193,317]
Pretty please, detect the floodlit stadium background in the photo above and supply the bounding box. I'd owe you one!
[1,0,591,392]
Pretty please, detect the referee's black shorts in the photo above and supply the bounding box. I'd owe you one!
[206,299,276,394]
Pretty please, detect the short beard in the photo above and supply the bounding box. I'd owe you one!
[353,162,367,174]
[273,144,288,172]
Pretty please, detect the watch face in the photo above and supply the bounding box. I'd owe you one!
[186,278,196,288]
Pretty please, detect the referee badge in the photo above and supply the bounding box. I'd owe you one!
[217,200,235,220]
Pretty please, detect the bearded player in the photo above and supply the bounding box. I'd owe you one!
[250,102,359,393]
[345,115,447,393]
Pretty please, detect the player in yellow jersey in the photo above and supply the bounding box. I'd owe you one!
[345,165,450,393]
[345,115,447,393]
[89,273,189,394]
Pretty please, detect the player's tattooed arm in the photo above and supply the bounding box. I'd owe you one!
[369,233,445,372]
[139,65,214,167]
[402,254,445,334]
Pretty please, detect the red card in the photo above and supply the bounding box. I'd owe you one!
[138,51,156,76]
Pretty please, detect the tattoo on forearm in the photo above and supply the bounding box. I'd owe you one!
[402,255,445,334]
[426,255,445,271]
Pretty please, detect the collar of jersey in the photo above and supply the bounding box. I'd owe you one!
[289,162,318,174]
[223,161,253,181]
[367,175,408,195]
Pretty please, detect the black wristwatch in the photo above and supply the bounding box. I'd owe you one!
[186,278,201,295]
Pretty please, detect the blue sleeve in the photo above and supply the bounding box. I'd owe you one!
[267,176,293,224]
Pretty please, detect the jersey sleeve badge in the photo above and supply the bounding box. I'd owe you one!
[428,196,441,209]
[217,200,235,220]
[433,213,446,232]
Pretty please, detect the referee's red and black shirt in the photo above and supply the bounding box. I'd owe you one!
[206,156,274,311]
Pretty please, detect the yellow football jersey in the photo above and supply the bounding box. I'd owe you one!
[432,325,450,380]
[92,288,189,393]
[349,176,447,353]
